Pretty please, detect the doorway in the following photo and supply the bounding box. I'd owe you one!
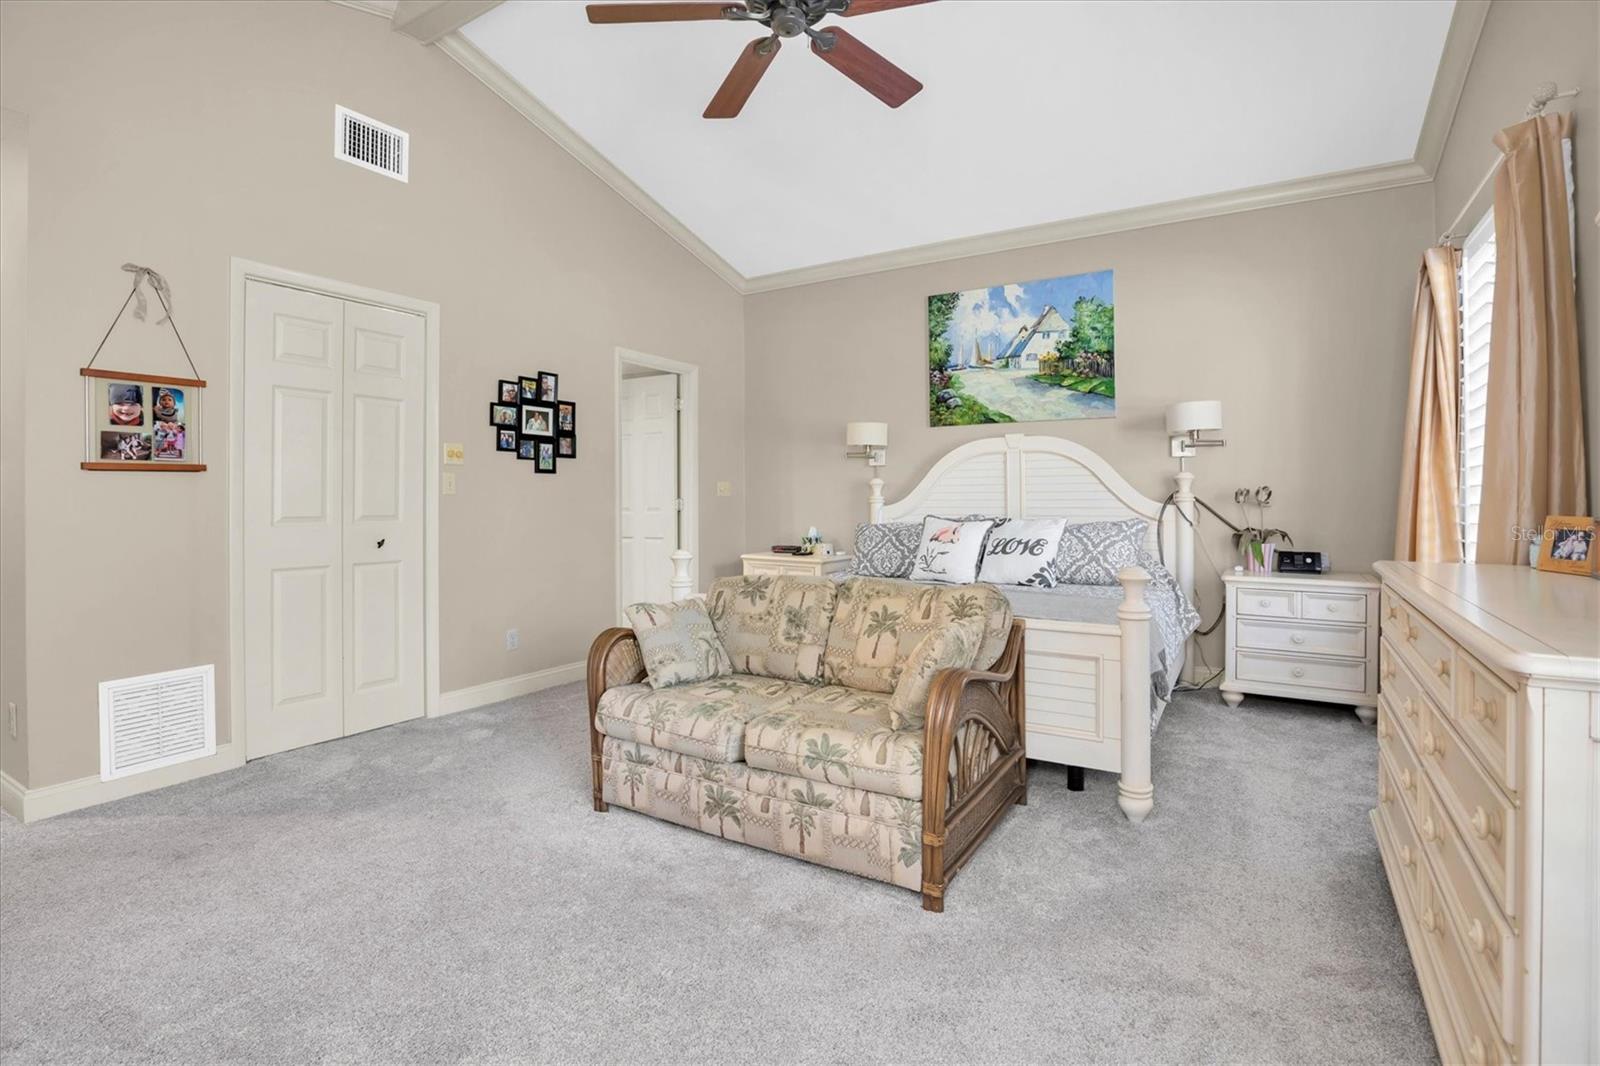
[615,347,698,620]
[229,260,440,760]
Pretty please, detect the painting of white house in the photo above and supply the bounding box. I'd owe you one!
[928,270,1114,426]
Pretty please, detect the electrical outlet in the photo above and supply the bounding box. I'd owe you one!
[442,472,457,496]
[6,702,16,739]
[505,628,519,651]
[717,481,733,497]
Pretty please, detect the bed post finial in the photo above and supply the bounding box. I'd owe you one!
[868,476,884,524]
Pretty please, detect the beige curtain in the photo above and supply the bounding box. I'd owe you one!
[1395,245,1463,561]
[1477,113,1588,564]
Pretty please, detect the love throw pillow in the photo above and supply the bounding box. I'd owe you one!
[978,518,1067,587]
[908,517,995,584]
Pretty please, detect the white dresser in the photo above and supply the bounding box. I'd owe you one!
[1220,571,1380,722]
[1372,561,1599,1066]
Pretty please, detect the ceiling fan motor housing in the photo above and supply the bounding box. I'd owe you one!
[769,5,812,37]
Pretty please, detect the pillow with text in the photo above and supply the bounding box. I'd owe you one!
[978,517,1068,587]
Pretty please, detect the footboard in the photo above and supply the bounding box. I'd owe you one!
[920,620,1028,913]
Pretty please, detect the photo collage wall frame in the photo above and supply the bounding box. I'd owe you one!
[490,370,574,474]
[82,368,206,471]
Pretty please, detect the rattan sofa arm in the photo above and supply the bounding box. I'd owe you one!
[585,627,643,813]
[917,620,1028,913]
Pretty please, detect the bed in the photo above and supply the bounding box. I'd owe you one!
[866,433,1199,823]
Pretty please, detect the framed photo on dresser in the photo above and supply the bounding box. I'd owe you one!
[1536,514,1596,576]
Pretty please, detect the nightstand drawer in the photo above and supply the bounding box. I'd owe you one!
[1236,588,1298,619]
[1236,618,1365,658]
[1235,650,1365,693]
[1301,591,1367,623]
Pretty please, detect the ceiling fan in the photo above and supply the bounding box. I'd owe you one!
[585,0,934,118]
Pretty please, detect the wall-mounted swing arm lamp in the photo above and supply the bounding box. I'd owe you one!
[1167,400,1225,468]
[845,421,888,467]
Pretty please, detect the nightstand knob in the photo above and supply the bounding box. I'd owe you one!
[1291,666,1305,679]
[1257,598,1271,608]
[1325,602,1337,612]
[1290,634,1305,645]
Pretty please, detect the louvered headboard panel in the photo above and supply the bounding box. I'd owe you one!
[872,433,1188,597]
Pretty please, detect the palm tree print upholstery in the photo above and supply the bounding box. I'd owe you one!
[820,577,1012,694]
[743,687,925,800]
[622,598,734,689]
[706,575,836,684]
[594,675,814,762]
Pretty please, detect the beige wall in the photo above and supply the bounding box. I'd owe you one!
[745,185,1436,670]
[0,0,746,788]
[1433,0,1600,511]
[1,109,28,786]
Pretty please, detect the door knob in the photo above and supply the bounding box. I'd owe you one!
[377,538,386,549]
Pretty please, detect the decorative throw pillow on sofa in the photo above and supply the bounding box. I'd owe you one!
[908,517,996,584]
[851,522,923,578]
[1053,518,1152,586]
[888,617,986,728]
[706,574,835,684]
[977,517,1067,587]
[623,598,733,689]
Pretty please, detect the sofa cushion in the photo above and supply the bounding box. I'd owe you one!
[706,575,836,684]
[888,617,987,729]
[595,675,810,763]
[743,686,925,800]
[821,577,1013,694]
[622,598,733,689]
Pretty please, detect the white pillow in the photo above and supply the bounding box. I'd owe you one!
[909,517,996,584]
[978,518,1067,587]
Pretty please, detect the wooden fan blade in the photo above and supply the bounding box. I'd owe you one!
[839,0,936,15]
[704,37,780,119]
[586,3,740,24]
[811,26,922,108]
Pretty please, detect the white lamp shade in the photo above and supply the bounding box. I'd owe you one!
[846,421,888,448]
[1166,401,1223,434]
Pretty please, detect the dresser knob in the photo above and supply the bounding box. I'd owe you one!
[1421,817,1438,842]
[1420,732,1438,757]
[1471,696,1496,725]
[1421,906,1439,933]
[1376,718,1390,740]
[1399,767,1413,792]
[1378,782,1392,804]
[1386,604,1397,620]
[1467,918,1488,954]
[1406,626,1418,643]
[1470,806,1499,842]
[1467,1036,1486,1066]
[1402,696,1417,719]
[1382,661,1395,681]
[1435,658,1450,679]
[1399,844,1414,868]
[1291,667,1305,679]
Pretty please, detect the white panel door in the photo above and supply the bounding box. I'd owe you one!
[341,301,424,736]
[244,282,345,759]
[619,373,678,610]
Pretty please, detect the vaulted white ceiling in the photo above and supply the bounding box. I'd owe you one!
[460,1,1455,282]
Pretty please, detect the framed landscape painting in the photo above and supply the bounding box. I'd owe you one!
[928,269,1114,426]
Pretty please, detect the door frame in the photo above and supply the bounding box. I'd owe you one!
[613,346,699,622]
[227,258,442,758]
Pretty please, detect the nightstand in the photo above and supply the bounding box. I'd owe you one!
[1220,570,1379,723]
[740,552,853,578]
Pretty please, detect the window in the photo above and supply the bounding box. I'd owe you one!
[1457,209,1495,562]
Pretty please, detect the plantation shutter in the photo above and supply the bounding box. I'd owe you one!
[1457,209,1496,563]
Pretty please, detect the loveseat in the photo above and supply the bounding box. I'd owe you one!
[586,574,1026,911]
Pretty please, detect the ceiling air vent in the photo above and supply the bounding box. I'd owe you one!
[99,665,216,781]
[335,105,409,182]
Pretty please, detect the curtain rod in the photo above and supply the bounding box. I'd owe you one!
[1438,83,1580,245]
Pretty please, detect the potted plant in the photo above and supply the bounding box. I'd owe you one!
[1233,486,1292,574]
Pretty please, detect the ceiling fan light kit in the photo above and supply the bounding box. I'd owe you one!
[586,0,931,118]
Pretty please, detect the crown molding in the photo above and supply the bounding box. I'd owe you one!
[433,33,748,294]
[1413,0,1491,176]
[328,0,396,17]
[740,158,1431,293]
[392,0,503,44]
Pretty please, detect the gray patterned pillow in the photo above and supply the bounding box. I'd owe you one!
[1053,518,1153,586]
[851,522,922,578]
[623,599,733,689]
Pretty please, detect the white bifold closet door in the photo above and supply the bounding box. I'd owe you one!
[243,281,424,759]
[618,372,679,611]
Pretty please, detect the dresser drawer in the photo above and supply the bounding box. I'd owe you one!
[1379,639,1428,750]
[1419,865,1512,1066]
[1378,701,1424,825]
[1236,618,1366,659]
[1453,649,1520,795]
[1377,751,1424,911]
[1301,590,1367,624]
[1419,716,1519,919]
[1420,777,1517,1042]
[1385,592,1456,712]
[1235,650,1365,693]
[1236,588,1298,619]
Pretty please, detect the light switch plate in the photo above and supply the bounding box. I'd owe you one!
[443,442,465,465]
[442,472,457,496]
[717,481,733,497]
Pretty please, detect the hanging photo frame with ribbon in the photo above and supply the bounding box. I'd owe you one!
[81,264,206,472]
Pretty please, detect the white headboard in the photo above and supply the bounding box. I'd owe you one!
[870,433,1195,604]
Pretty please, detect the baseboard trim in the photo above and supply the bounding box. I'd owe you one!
[437,661,584,717]
[3,744,245,825]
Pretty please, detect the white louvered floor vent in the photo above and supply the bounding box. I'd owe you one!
[334,105,409,182]
[99,665,216,781]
